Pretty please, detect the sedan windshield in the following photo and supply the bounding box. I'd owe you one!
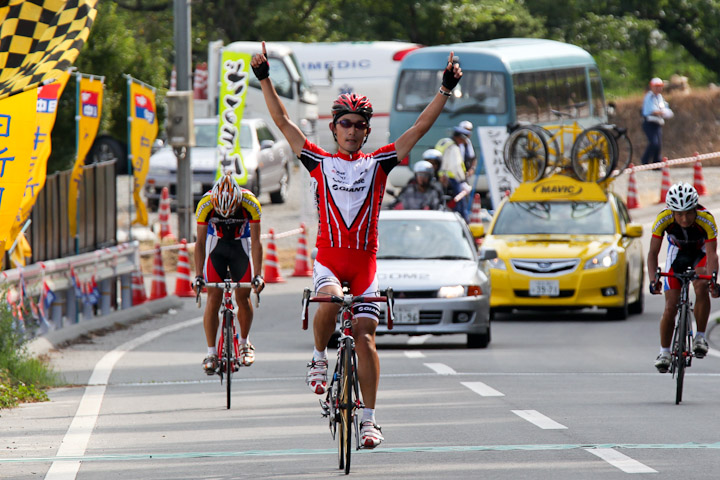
[377,219,475,260]
[492,201,616,235]
[195,123,252,149]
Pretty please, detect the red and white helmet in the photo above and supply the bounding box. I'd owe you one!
[211,172,242,217]
[332,93,373,123]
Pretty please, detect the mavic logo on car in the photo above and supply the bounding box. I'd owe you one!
[533,182,583,196]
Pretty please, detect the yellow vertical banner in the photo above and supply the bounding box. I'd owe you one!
[216,50,251,184]
[9,72,71,244]
[0,89,38,250]
[68,74,104,237]
[129,80,158,226]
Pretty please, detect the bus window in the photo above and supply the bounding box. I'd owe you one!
[589,67,606,119]
[395,70,506,115]
[514,67,590,123]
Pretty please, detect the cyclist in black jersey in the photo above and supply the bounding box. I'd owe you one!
[647,182,719,372]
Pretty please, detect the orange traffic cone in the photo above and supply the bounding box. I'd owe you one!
[158,187,175,240]
[131,270,147,305]
[694,154,707,196]
[263,228,285,283]
[627,167,639,209]
[150,244,168,300]
[174,239,195,297]
[292,223,313,277]
[658,163,671,204]
[469,193,482,224]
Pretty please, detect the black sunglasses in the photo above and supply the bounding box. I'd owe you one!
[336,119,368,130]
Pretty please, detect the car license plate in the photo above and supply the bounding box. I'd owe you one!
[529,280,559,297]
[395,308,420,324]
[192,181,203,194]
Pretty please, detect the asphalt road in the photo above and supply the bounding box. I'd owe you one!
[4,168,720,479]
[3,274,720,479]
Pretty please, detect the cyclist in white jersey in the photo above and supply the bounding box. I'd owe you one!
[251,41,462,448]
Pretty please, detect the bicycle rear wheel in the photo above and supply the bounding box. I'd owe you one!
[675,306,689,405]
[571,127,617,182]
[504,126,548,183]
[224,310,234,409]
[338,337,353,474]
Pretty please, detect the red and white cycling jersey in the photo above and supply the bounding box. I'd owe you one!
[300,140,399,253]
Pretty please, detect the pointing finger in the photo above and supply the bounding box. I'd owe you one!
[262,41,267,59]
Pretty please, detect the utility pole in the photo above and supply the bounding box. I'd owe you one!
[173,0,193,241]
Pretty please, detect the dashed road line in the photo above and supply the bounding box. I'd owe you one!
[407,335,431,345]
[586,448,657,473]
[424,363,457,375]
[512,410,567,429]
[461,381,505,397]
[404,351,425,358]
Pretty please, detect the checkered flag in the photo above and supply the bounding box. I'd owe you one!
[0,0,98,100]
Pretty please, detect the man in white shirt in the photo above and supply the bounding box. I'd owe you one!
[640,77,674,166]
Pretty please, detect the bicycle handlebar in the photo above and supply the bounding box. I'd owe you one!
[195,280,260,308]
[301,287,395,330]
[655,267,716,282]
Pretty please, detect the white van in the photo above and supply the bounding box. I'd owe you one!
[198,41,319,135]
[282,41,422,152]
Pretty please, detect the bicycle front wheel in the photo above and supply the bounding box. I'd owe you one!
[338,337,354,474]
[224,310,234,409]
[675,306,691,405]
[571,127,617,182]
[504,126,548,183]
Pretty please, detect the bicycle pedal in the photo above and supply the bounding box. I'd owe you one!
[320,399,331,417]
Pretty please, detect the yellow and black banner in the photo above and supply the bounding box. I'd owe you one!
[0,0,98,100]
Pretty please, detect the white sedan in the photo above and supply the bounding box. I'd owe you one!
[145,117,293,209]
[375,209,492,348]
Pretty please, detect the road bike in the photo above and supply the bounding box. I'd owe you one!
[655,267,716,404]
[301,285,395,474]
[196,279,259,409]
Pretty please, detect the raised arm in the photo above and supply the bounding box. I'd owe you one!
[251,41,306,156]
[394,51,462,161]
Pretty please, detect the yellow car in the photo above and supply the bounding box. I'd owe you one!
[480,176,644,319]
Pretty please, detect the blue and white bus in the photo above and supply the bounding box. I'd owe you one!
[389,38,607,205]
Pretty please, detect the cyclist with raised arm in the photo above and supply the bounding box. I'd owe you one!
[251,41,461,448]
[194,172,265,374]
[648,182,719,373]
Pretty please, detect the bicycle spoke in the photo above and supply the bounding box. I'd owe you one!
[504,126,548,182]
[571,127,617,182]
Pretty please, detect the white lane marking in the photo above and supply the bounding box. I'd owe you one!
[707,348,720,359]
[407,335,431,345]
[424,363,457,375]
[404,351,425,358]
[586,448,657,473]
[45,317,202,480]
[461,381,505,397]
[512,410,567,430]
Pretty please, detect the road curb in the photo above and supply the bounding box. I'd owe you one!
[26,296,184,358]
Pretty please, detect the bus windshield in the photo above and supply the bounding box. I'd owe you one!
[394,70,506,115]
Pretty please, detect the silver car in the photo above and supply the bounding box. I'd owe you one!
[375,209,492,348]
[145,117,292,209]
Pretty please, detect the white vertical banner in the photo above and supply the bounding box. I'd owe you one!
[478,126,516,209]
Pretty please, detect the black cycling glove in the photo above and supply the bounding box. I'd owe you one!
[441,62,460,91]
[252,58,270,81]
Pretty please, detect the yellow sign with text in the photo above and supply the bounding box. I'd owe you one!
[129,80,158,226]
[510,175,608,203]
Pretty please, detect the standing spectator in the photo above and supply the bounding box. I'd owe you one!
[440,128,472,221]
[640,77,674,166]
[456,120,477,174]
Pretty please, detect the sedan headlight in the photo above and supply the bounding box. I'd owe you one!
[438,285,465,298]
[486,257,506,270]
[584,246,619,269]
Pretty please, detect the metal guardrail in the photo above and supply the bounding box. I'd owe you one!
[1,242,140,334]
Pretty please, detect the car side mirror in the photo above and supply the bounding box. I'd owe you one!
[260,140,275,150]
[625,223,643,238]
[478,248,498,261]
[468,223,485,238]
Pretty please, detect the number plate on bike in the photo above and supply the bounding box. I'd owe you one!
[395,308,420,324]
[529,280,559,296]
